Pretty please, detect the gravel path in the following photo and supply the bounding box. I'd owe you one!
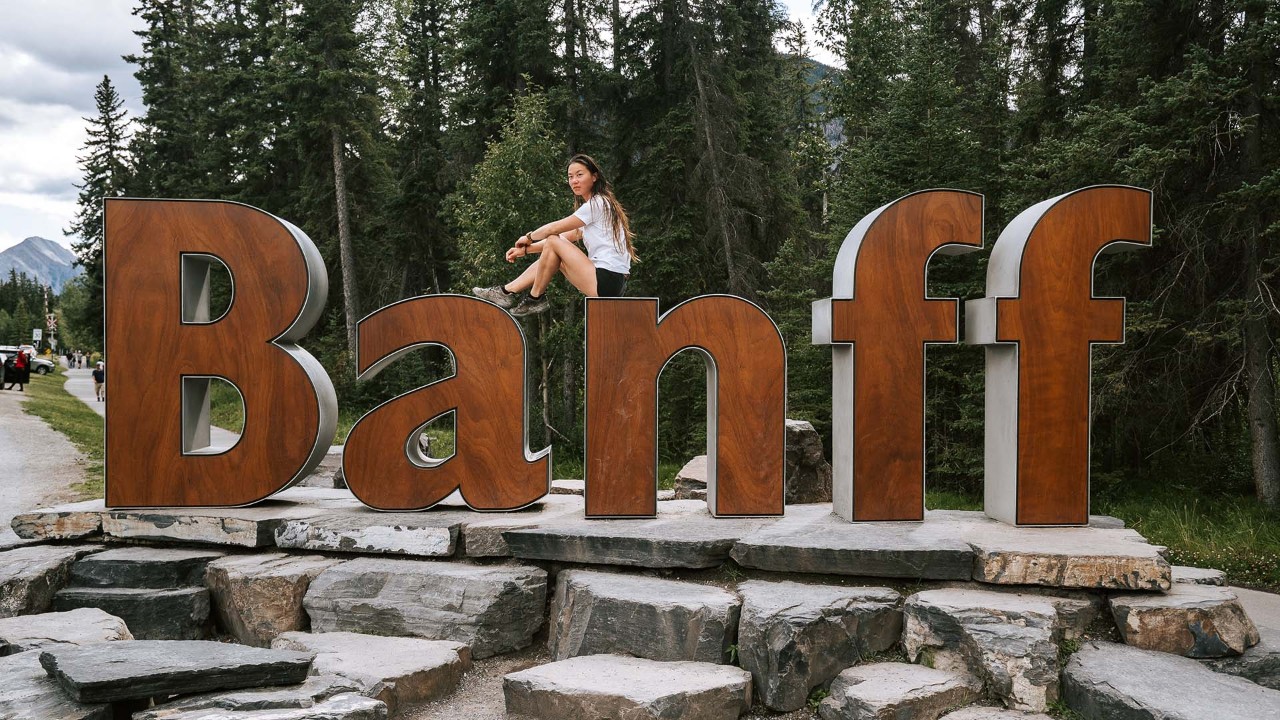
[0,379,89,544]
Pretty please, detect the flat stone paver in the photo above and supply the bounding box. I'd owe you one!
[1062,640,1280,719]
[137,693,387,719]
[272,631,469,715]
[458,494,584,557]
[965,519,1171,591]
[818,662,982,720]
[505,500,769,569]
[0,607,132,655]
[731,506,976,580]
[133,674,362,718]
[69,546,224,588]
[39,639,314,703]
[504,654,751,720]
[0,649,110,719]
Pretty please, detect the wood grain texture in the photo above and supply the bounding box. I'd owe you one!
[584,296,785,517]
[104,199,330,507]
[995,187,1151,525]
[343,295,550,511]
[828,191,983,520]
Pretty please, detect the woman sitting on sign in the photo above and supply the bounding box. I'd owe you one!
[472,154,636,316]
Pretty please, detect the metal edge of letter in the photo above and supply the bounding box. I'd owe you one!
[964,185,1152,526]
[104,198,338,509]
[813,189,984,522]
[345,294,552,512]
[583,294,787,519]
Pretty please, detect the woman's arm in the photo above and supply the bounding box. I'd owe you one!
[507,215,586,261]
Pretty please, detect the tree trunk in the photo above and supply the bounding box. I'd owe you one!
[562,300,577,440]
[331,127,360,358]
[687,36,745,295]
[1244,258,1280,507]
[539,314,551,447]
[1241,0,1279,508]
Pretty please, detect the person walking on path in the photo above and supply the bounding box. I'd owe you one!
[472,154,636,317]
[92,362,106,402]
[4,349,28,391]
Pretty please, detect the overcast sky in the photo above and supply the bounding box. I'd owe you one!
[0,0,825,253]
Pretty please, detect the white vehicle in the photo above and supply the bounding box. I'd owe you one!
[0,345,55,375]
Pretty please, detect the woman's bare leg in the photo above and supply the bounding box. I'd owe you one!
[533,236,598,297]
[503,260,540,293]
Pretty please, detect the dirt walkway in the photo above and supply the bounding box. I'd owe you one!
[0,383,89,544]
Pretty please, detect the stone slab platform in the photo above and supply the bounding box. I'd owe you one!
[13,493,1169,589]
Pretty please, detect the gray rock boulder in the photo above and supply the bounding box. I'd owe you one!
[205,553,342,647]
[784,419,832,504]
[818,662,982,720]
[0,545,100,617]
[903,589,1060,712]
[965,522,1171,591]
[303,557,546,659]
[0,607,132,655]
[1172,565,1226,586]
[504,654,752,720]
[0,650,110,719]
[39,640,314,703]
[1110,583,1259,657]
[69,547,224,589]
[1201,586,1280,689]
[1062,641,1280,719]
[940,708,1052,719]
[674,456,709,500]
[53,586,210,640]
[275,512,463,557]
[548,569,740,663]
[135,674,362,717]
[737,580,901,711]
[272,631,469,715]
[135,693,387,719]
[10,499,104,540]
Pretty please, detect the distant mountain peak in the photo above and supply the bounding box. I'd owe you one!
[0,236,82,291]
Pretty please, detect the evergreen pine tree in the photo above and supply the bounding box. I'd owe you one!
[66,75,132,350]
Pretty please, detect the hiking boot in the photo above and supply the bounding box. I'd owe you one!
[472,285,519,308]
[509,292,551,317]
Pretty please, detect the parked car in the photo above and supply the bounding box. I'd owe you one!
[0,346,55,375]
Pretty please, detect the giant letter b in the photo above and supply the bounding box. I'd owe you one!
[967,186,1151,526]
[104,199,337,507]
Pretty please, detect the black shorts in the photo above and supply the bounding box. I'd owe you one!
[595,268,628,297]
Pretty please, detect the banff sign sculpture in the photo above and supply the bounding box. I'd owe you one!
[103,186,1151,527]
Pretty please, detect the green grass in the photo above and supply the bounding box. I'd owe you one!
[1098,491,1280,591]
[21,366,103,499]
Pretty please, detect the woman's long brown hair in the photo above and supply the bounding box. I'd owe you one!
[569,154,637,262]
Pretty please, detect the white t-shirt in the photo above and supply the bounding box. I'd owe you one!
[573,195,631,275]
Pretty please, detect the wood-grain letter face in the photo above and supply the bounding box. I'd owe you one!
[104,199,337,507]
[966,186,1152,526]
[812,190,984,522]
[584,296,786,518]
[342,296,551,511]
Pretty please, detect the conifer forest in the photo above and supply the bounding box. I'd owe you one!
[67,0,1279,511]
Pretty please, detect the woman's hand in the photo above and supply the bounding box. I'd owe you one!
[505,246,524,263]
[515,233,533,249]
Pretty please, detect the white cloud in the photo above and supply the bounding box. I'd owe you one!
[0,0,142,252]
